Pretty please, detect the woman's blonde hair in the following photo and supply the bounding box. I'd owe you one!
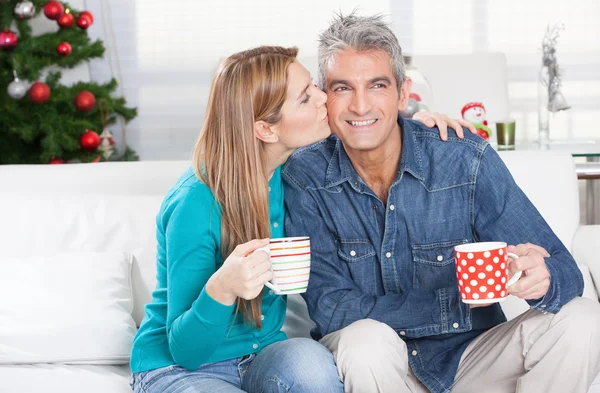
[193,46,298,328]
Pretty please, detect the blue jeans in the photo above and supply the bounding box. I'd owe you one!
[130,338,344,393]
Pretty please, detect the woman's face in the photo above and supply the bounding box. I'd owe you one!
[275,61,330,149]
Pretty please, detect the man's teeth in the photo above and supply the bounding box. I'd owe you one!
[348,119,376,126]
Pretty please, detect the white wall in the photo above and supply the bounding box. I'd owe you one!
[87,0,600,160]
[87,0,391,160]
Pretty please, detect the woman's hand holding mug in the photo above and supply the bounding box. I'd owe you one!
[206,238,273,305]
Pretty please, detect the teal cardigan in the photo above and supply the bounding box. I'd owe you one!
[130,167,287,373]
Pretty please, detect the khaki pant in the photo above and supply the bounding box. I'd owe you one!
[320,297,600,393]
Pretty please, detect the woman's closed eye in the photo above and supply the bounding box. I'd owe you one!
[300,95,311,104]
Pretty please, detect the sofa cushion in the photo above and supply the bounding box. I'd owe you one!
[0,364,131,393]
[572,225,600,299]
[498,151,579,253]
[0,252,136,365]
[0,193,163,326]
[500,264,598,321]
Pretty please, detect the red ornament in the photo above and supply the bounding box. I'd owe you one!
[57,12,74,28]
[57,42,71,56]
[43,1,64,20]
[79,11,94,23]
[29,82,51,104]
[477,129,490,141]
[49,157,65,164]
[0,30,18,51]
[409,92,422,102]
[80,130,101,152]
[76,14,93,29]
[74,90,96,112]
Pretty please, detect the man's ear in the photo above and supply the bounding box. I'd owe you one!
[254,120,279,144]
[398,77,413,111]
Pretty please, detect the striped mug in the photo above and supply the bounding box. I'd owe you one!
[257,237,310,295]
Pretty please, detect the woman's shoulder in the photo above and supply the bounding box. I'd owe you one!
[160,167,218,217]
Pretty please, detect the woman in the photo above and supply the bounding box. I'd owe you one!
[130,46,475,393]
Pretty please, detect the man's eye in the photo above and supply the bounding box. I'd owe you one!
[334,86,348,92]
[373,84,385,89]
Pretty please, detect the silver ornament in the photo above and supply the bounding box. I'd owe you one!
[541,24,570,113]
[416,102,430,113]
[7,78,29,99]
[400,97,419,118]
[14,1,36,19]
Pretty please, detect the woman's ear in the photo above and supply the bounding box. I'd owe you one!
[254,120,279,144]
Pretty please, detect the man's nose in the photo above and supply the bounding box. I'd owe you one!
[348,89,371,116]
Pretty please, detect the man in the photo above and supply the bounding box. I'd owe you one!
[283,12,600,393]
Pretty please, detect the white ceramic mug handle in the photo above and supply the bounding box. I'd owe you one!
[263,281,279,292]
[254,246,281,293]
[506,252,522,286]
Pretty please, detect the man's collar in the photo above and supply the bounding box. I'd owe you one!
[324,137,363,191]
[324,115,424,191]
[397,115,425,183]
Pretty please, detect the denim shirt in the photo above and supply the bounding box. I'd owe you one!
[282,116,583,393]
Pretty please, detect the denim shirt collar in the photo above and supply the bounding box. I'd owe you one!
[324,115,424,192]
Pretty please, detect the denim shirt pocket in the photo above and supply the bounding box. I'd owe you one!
[338,239,377,290]
[411,239,468,290]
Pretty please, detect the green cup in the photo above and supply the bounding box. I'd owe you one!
[495,120,516,150]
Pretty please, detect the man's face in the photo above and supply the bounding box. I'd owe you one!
[324,49,410,154]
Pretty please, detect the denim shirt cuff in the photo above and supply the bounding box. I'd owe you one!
[527,262,561,313]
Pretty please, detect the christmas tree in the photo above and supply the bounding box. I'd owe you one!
[0,1,137,165]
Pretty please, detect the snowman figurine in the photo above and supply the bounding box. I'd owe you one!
[461,102,492,141]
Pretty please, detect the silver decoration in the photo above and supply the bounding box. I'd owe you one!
[541,24,570,113]
[7,76,29,99]
[400,97,420,118]
[14,1,36,19]
[99,128,115,159]
[416,102,430,113]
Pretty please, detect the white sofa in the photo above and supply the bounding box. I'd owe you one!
[0,150,598,393]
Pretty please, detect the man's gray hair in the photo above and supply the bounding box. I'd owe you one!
[317,12,406,93]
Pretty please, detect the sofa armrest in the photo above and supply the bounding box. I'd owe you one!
[572,225,600,301]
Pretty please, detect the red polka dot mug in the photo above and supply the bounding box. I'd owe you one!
[454,242,522,304]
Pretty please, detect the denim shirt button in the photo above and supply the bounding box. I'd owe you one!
[389,204,395,211]
[411,350,418,356]
[437,255,444,262]
[386,252,392,258]
[350,250,357,257]
[400,331,406,336]
[453,322,459,328]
